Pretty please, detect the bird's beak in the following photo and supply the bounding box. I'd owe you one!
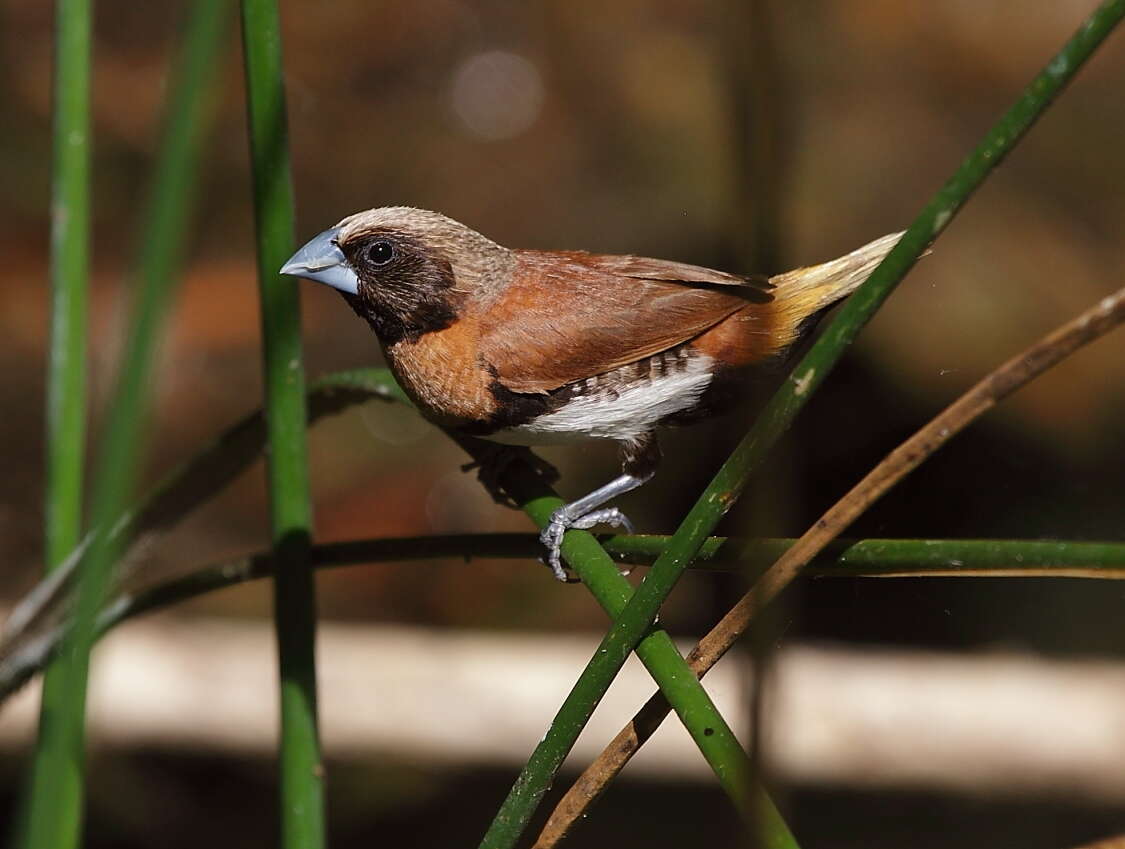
[280,227,360,295]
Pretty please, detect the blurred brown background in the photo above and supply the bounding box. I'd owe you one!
[2,1,1125,847]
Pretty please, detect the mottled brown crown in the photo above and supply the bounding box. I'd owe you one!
[336,207,516,298]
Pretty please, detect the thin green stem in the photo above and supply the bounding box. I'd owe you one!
[645,0,1125,586]
[239,1,324,845]
[479,2,1125,845]
[43,0,90,579]
[20,0,93,843]
[104,536,1125,632]
[0,369,405,693]
[20,2,228,847]
[4,534,1124,710]
[467,441,795,849]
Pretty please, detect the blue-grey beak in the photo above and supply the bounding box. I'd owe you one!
[280,227,361,295]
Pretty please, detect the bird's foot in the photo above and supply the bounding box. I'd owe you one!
[540,506,635,582]
[462,444,560,508]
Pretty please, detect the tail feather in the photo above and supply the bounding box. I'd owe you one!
[771,230,903,311]
[758,231,904,355]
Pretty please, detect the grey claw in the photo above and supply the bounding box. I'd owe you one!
[539,511,571,581]
[538,506,635,582]
[570,507,633,535]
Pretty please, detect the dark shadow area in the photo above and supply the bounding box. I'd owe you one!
[2,750,1122,849]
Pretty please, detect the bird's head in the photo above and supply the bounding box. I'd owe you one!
[281,206,512,344]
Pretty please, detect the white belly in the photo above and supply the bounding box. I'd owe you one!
[489,353,714,445]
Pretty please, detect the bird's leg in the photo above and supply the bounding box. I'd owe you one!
[540,434,661,581]
[461,442,560,508]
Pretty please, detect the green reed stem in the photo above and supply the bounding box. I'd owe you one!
[19,2,228,847]
[18,0,93,843]
[467,442,795,849]
[239,1,324,845]
[8,535,1123,710]
[104,536,1125,637]
[643,0,1125,593]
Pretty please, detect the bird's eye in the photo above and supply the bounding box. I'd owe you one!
[365,239,395,267]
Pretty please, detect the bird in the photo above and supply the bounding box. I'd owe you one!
[281,207,900,580]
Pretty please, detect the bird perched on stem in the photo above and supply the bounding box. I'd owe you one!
[282,208,900,579]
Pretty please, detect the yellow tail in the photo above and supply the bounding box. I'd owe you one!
[764,231,903,352]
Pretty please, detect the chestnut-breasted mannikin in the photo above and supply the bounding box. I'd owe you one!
[282,208,900,579]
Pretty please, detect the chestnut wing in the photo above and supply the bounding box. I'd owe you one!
[480,251,768,395]
[585,252,772,293]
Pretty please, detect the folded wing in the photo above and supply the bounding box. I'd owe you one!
[480,250,770,395]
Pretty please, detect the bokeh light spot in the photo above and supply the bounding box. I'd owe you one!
[450,50,544,141]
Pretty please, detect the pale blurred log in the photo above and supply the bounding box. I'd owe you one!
[1,615,1124,802]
